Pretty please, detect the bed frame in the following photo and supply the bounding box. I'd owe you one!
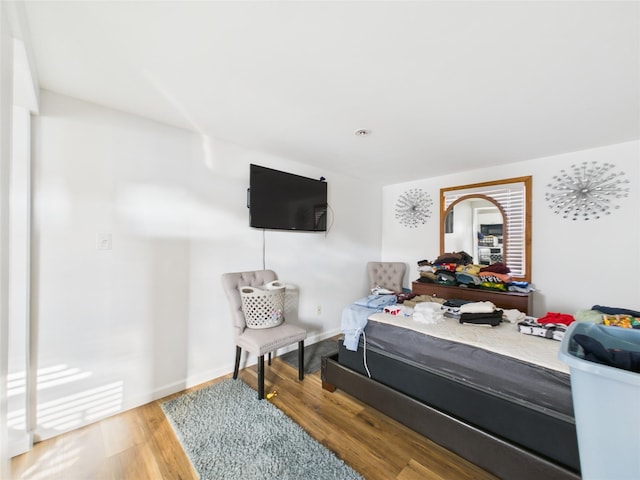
[321,344,580,480]
[321,284,580,480]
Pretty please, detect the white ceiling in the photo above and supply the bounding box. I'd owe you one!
[20,1,640,185]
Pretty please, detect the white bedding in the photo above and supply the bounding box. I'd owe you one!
[368,312,568,374]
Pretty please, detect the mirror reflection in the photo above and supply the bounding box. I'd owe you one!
[440,176,531,282]
[444,197,505,266]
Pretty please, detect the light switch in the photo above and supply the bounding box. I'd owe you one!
[96,233,112,250]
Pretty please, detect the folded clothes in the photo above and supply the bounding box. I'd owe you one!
[433,263,459,272]
[480,281,507,292]
[479,271,512,283]
[443,299,472,308]
[517,319,566,341]
[417,273,437,283]
[435,270,457,285]
[433,251,473,265]
[442,299,467,318]
[460,310,502,320]
[456,264,482,275]
[479,262,511,274]
[459,301,496,314]
[502,309,526,323]
[537,312,574,326]
[413,302,445,324]
[508,284,535,293]
[459,310,503,327]
[602,314,640,329]
[456,272,482,285]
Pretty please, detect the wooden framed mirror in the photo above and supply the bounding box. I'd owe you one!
[440,176,532,282]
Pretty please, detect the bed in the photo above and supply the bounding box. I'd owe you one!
[321,312,580,480]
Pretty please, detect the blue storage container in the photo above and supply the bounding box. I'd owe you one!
[559,322,640,480]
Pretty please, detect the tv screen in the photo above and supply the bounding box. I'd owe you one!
[249,164,328,231]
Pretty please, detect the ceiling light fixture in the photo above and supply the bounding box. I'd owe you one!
[354,128,371,137]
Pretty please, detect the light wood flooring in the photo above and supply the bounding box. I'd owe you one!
[11,352,498,480]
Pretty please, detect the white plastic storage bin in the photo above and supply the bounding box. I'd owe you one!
[559,322,640,480]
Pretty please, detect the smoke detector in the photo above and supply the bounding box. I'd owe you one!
[354,128,371,137]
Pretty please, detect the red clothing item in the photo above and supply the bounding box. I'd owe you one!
[479,262,511,274]
[537,312,575,326]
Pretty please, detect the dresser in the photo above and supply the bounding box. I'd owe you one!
[412,281,533,315]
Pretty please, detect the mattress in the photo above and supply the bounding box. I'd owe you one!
[335,314,580,472]
[369,312,569,373]
[348,315,574,420]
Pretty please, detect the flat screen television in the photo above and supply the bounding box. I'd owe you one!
[248,164,328,231]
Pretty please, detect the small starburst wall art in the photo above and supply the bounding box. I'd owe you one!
[395,188,433,227]
[545,161,630,221]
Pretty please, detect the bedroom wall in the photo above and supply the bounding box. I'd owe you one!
[31,90,381,440]
[382,140,640,316]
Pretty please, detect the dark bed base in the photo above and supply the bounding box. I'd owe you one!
[321,351,580,480]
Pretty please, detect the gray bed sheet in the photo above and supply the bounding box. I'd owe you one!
[361,320,574,419]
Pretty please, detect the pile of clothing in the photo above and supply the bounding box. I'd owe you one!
[517,314,573,342]
[341,293,398,351]
[523,308,640,372]
[341,287,421,351]
[517,306,640,342]
[457,301,503,327]
[417,253,471,286]
[441,298,467,318]
[575,305,640,329]
[417,254,535,293]
[412,302,445,324]
[603,315,640,328]
[439,299,504,327]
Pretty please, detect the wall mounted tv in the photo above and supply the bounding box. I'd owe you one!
[248,164,328,231]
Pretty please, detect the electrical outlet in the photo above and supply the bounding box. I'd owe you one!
[96,233,112,250]
[316,305,322,316]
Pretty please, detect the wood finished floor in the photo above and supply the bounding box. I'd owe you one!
[10,354,498,480]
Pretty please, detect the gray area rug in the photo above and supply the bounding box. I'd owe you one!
[162,378,362,480]
[279,338,339,374]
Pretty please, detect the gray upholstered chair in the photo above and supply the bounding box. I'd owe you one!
[221,269,307,399]
[367,262,406,292]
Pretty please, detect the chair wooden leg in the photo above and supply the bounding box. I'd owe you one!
[298,340,304,380]
[233,346,241,379]
[257,355,265,400]
[268,352,272,366]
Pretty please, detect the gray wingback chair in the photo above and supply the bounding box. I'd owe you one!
[221,269,307,399]
[367,262,406,292]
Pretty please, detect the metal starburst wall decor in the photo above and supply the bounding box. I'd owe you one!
[545,161,630,221]
[395,188,433,227]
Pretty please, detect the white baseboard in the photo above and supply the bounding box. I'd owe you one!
[9,431,32,458]
[30,332,344,445]
[184,330,341,390]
